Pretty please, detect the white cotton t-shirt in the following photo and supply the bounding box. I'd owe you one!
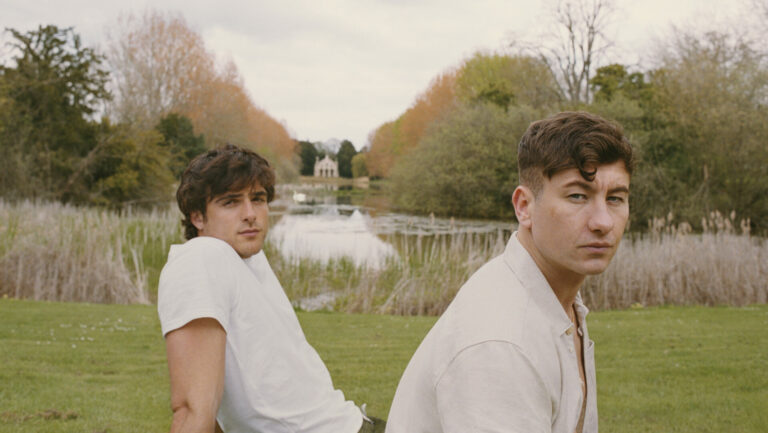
[157,236,363,433]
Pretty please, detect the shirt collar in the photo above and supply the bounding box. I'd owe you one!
[503,232,587,336]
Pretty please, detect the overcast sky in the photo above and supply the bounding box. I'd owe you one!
[1,0,741,149]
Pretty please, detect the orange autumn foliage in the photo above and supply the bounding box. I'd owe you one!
[367,70,457,178]
[108,10,294,160]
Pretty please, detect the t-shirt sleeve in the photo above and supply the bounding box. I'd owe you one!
[157,238,237,337]
[435,341,552,433]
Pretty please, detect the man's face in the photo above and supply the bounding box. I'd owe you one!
[518,161,630,285]
[191,182,269,258]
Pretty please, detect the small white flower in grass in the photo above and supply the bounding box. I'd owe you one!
[71,344,76,349]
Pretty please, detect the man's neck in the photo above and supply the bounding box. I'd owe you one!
[516,231,584,313]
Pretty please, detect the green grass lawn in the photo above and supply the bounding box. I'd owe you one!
[1,299,766,432]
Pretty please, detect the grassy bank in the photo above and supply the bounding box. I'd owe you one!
[1,201,766,314]
[1,299,767,432]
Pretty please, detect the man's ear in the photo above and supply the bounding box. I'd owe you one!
[191,211,205,232]
[512,186,534,230]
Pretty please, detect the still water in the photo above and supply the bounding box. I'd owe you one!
[267,184,514,268]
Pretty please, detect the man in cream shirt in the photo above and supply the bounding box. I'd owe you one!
[386,111,634,433]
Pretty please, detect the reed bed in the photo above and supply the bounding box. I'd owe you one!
[583,211,767,310]
[0,200,181,304]
[0,202,765,314]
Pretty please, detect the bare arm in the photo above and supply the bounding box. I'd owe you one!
[165,318,226,433]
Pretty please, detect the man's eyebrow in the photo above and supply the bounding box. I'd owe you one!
[608,186,630,195]
[562,180,595,191]
[562,180,630,194]
[213,192,241,202]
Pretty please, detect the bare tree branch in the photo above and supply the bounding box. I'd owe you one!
[513,0,616,104]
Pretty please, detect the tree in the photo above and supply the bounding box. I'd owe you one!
[645,29,768,228]
[107,10,298,178]
[296,140,318,176]
[366,71,457,178]
[106,10,214,128]
[590,64,650,103]
[0,24,111,199]
[455,52,561,110]
[517,0,616,104]
[366,121,397,178]
[351,152,368,178]
[89,123,175,207]
[336,140,357,178]
[366,52,561,180]
[155,113,206,178]
[390,103,541,219]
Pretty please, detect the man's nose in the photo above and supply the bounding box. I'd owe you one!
[242,200,257,222]
[588,201,614,233]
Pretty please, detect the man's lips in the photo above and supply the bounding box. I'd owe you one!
[238,228,262,236]
[580,242,613,252]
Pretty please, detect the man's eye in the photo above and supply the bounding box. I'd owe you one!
[252,196,266,203]
[568,194,587,201]
[607,196,625,204]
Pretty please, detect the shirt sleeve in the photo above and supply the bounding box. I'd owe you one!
[157,238,238,337]
[435,340,552,433]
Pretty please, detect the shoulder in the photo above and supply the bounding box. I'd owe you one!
[408,255,532,379]
[163,236,240,272]
[158,237,242,336]
[445,255,532,344]
[159,237,244,294]
[171,236,240,261]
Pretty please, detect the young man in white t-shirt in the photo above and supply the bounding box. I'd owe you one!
[158,144,384,432]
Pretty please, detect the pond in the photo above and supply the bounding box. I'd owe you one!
[268,183,514,268]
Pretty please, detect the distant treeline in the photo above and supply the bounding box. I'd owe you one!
[2,6,767,232]
[364,21,768,231]
[0,12,298,208]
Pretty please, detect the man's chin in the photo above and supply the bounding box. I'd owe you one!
[235,244,263,259]
[577,257,614,275]
[581,262,611,275]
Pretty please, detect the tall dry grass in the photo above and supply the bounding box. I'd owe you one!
[0,200,181,304]
[583,211,767,310]
[282,214,766,315]
[1,202,765,313]
[272,230,509,315]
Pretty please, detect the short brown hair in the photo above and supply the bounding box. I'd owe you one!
[176,144,276,240]
[518,111,634,194]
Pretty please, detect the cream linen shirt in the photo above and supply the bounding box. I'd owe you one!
[386,233,597,433]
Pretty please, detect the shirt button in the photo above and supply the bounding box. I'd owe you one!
[569,346,574,353]
[565,327,574,336]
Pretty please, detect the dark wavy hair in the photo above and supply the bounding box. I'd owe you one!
[518,111,635,195]
[176,144,276,240]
